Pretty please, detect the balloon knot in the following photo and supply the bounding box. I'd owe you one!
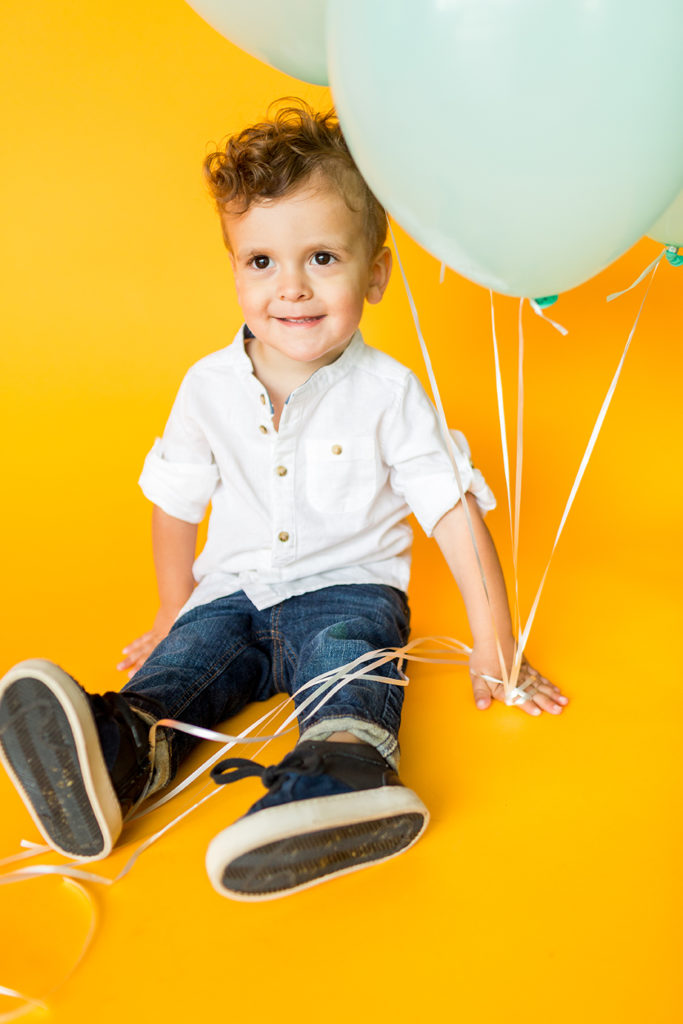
[532,294,559,308]
[664,245,683,267]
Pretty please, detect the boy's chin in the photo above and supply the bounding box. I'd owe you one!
[255,328,356,363]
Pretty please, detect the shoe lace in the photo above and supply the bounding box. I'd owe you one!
[210,751,325,793]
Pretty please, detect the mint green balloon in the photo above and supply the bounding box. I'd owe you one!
[328,0,683,296]
[649,189,683,247]
[185,0,329,85]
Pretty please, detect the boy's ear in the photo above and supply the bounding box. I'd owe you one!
[366,246,392,305]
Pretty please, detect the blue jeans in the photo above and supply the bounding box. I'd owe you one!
[122,584,410,779]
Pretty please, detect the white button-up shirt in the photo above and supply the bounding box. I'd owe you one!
[139,327,495,614]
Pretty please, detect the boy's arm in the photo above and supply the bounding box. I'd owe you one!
[432,495,567,716]
[117,505,198,679]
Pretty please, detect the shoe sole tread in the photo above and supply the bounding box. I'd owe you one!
[206,785,428,901]
[0,661,121,859]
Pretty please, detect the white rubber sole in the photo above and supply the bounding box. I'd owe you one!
[206,785,429,901]
[0,659,122,860]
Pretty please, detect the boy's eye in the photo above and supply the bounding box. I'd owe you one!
[312,252,335,266]
[249,255,272,270]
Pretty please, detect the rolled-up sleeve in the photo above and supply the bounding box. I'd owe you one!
[383,374,496,536]
[138,371,220,523]
[139,439,219,523]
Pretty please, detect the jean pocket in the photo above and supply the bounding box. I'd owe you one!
[305,436,377,513]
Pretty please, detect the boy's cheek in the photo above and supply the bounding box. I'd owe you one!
[232,273,248,308]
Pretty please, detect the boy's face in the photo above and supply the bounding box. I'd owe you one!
[222,176,391,374]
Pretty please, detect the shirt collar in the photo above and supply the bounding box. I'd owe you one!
[229,325,365,391]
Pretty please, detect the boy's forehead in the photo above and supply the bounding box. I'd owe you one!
[221,175,365,250]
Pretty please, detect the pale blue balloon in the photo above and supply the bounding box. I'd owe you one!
[328,0,683,296]
[185,0,329,85]
[649,189,683,247]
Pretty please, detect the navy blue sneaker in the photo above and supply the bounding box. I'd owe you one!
[0,659,155,860]
[205,740,429,901]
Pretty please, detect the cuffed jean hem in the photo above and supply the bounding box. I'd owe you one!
[298,715,400,770]
[124,703,172,802]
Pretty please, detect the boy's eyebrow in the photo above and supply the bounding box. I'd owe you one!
[318,241,354,255]
[237,240,356,260]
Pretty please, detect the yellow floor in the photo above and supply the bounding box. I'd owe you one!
[1,3,682,1022]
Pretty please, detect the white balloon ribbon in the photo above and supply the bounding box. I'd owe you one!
[388,221,511,687]
[391,223,656,695]
[0,878,96,1024]
[606,247,669,302]
[514,260,660,673]
[529,298,569,336]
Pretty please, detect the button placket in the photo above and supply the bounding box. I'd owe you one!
[248,373,272,428]
[270,427,296,565]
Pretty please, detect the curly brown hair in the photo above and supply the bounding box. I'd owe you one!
[204,100,387,257]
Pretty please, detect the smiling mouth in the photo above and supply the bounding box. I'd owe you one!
[276,315,325,325]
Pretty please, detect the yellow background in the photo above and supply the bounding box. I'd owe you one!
[1,2,681,1021]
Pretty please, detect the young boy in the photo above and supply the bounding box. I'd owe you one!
[0,103,567,901]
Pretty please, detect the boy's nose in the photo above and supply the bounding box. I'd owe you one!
[278,268,312,301]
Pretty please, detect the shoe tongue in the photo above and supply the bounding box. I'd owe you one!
[91,698,121,772]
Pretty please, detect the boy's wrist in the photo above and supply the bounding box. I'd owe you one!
[469,634,517,679]
[155,604,184,628]
[470,632,516,657]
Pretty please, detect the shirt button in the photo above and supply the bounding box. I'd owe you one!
[278,531,290,543]
[260,394,266,405]
[331,444,342,455]
[276,465,288,477]
[259,425,268,434]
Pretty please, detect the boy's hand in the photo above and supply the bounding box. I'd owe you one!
[469,652,568,717]
[116,608,176,680]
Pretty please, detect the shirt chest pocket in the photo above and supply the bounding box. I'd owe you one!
[305,437,377,514]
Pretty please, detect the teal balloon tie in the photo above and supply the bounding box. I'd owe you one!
[532,295,558,308]
[664,245,683,267]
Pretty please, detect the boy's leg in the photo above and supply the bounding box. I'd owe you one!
[205,584,429,900]
[287,583,409,767]
[122,592,278,783]
[0,593,275,860]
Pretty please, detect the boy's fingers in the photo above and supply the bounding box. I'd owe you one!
[469,673,496,710]
[469,676,490,709]
[521,663,566,697]
[516,688,568,716]
[536,681,569,705]
[117,637,156,671]
[121,632,153,656]
[530,691,564,715]
[117,651,140,671]
[469,664,567,715]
